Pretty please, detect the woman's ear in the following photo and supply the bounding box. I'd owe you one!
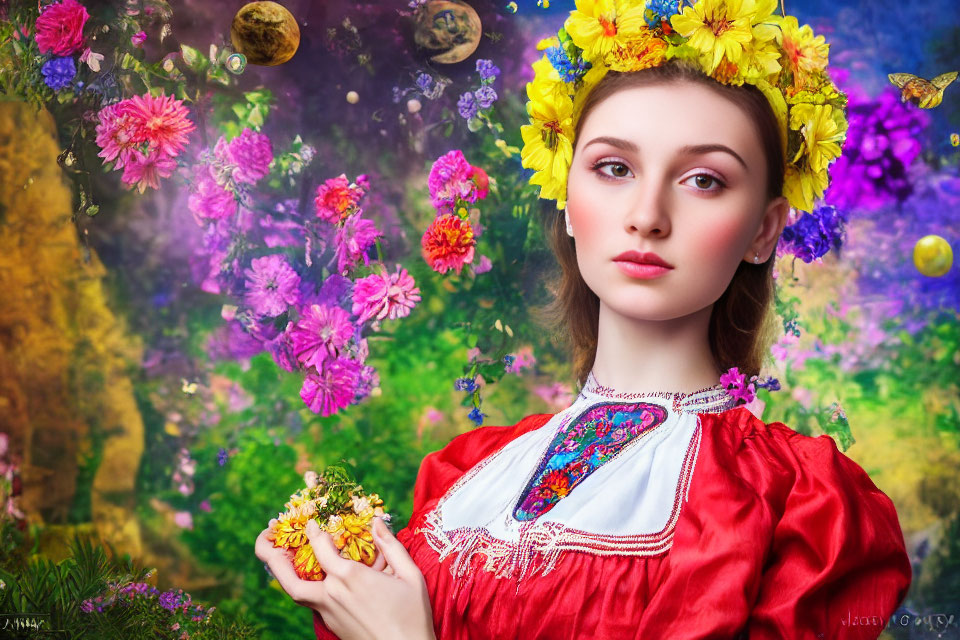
[753,195,790,258]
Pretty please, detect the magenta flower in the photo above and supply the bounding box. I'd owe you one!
[334,213,382,274]
[131,31,146,47]
[120,150,177,194]
[719,366,757,405]
[215,128,273,185]
[188,166,237,224]
[351,266,421,324]
[124,92,195,158]
[300,356,363,416]
[95,102,139,169]
[243,254,302,317]
[34,0,89,56]
[289,303,354,370]
[314,174,363,223]
[428,150,478,211]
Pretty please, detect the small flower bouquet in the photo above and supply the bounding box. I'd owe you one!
[266,465,390,580]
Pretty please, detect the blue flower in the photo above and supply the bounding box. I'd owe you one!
[545,45,590,83]
[41,56,76,91]
[457,91,478,120]
[503,354,516,367]
[454,377,477,392]
[778,205,847,263]
[475,85,498,110]
[415,72,434,94]
[217,448,229,466]
[644,0,681,28]
[468,406,486,425]
[476,59,500,81]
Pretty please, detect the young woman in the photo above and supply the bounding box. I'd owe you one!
[256,3,912,638]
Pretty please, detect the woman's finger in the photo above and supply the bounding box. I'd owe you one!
[371,516,420,583]
[255,528,325,607]
[305,519,352,579]
[371,545,387,572]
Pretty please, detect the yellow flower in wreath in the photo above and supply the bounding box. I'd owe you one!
[565,0,647,63]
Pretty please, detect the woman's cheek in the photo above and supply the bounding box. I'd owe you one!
[693,216,744,263]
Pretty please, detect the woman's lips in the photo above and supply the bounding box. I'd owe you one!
[613,260,673,279]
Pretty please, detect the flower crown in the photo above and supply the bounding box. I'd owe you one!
[521,0,849,213]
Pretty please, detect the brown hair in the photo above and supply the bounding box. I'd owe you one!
[533,58,786,389]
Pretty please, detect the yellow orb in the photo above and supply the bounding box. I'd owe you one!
[230,1,300,66]
[346,91,359,104]
[913,235,953,277]
[951,133,959,147]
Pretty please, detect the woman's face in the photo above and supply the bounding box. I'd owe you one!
[565,80,789,322]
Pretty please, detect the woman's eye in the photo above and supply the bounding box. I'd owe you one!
[594,161,633,179]
[683,173,725,191]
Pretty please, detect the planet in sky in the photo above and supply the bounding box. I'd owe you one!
[230,1,300,66]
[413,1,482,65]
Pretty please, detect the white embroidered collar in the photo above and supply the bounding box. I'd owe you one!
[417,372,739,590]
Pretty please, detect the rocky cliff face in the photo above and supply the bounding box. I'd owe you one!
[0,101,145,559]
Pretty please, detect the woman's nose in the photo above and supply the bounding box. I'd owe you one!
[622,174,671,235]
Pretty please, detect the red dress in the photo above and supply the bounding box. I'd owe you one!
[313,382,911,640]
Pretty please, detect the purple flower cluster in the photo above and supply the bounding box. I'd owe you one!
[244,254,301,317]
[719,367,758,406]
[187,157,421,416]
[777,204,848,263]
[457,59,500,122]
[41,56,75,90]
[215,128,273,185]
[80,580,213,626]
[823,87,931,212]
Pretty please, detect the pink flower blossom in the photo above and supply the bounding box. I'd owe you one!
[428,150,479,211]
[505,345,536,373]
[214,128,273,184]
[123,92,195,158]
[314,174,363,222]
[188,166,237,224]
[131,30,146,47]
[243,254,302,317]
[120,150,177,194]
[173,511,193,529]
[79,47,103,72]
[474,254,492,274]
[289,303,354,370]
[300,356,363,416]
[34,0,89,56]
[351,266,421,325]
[95,102,139,169]
[334,213,382,274]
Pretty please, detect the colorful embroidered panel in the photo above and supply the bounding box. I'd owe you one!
[512,401,670,522]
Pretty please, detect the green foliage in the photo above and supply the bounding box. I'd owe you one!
[0,531,260,639]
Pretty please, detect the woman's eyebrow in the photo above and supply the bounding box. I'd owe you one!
[581,136,747,170]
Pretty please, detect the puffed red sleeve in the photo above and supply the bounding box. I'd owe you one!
[637,410,912,640]
[740,421,912,639]
[313,413,555,639]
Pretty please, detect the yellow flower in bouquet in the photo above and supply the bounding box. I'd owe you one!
[266,465,389,581]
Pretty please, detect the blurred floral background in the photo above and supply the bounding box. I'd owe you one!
[0,0,958,638]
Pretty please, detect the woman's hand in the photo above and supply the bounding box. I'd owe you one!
[255,516,436,640]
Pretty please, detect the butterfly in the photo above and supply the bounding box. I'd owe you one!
[887,71,958,109]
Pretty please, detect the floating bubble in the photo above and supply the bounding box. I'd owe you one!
[346,90,359,104]
[505,1,517,12]
[952,133,959,147]
[537,0,550,7]
[913,234,953,277]
[226,52,247,74]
